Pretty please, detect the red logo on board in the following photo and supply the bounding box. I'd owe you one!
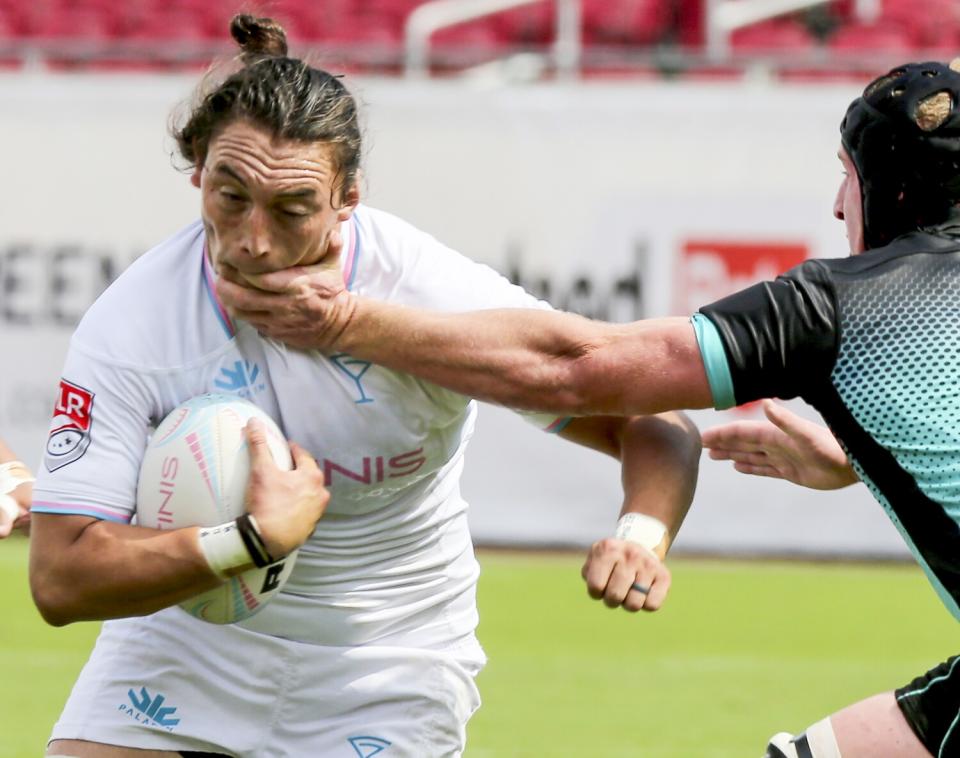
[675,240,809,315]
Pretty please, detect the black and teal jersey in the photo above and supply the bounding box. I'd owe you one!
[693,225,960,619]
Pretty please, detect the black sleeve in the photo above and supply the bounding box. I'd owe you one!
[697,260,840,406]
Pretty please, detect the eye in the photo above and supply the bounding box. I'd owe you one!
[219,189,245,203]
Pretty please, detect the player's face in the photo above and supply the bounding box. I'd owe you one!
[833,146,865,255]
[194,120,359,275]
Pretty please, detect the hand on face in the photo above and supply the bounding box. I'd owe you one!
[215,229,358,351]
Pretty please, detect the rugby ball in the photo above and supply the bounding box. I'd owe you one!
[136,394,297,624]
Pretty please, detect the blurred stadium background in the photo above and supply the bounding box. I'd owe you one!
[1,0,958,754]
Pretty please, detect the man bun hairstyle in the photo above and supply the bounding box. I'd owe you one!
[173,14,361,205]
[230,13,288,61]
[841,60,960,250]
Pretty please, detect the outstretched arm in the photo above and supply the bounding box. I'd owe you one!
[702,399,858,490]
[217,268,714,417]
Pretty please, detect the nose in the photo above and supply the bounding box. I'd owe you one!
[833,180,845,221]
[241,206,271,259]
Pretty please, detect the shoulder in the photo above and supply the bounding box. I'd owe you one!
[350,204,449,266]
[71,220,225,370]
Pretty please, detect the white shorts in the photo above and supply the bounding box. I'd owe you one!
[50,608,485,757]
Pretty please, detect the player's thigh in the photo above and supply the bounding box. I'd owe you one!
[831,691,931,756]
[47,739,181,757]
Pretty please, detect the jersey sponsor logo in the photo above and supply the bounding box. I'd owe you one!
[674,239,809,315]
[213,359,266,399]
[348,736,392,757]
[331,353,374,403]
[44,379,95,471]
[118,686,181,731]
[323,448,426,487]
[155,456,179,528]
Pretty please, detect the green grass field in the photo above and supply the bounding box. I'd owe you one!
[1,538,956,757]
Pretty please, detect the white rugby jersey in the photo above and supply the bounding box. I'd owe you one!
[32,205,568,649]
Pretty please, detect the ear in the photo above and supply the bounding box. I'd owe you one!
[336,179,361,222]
[190,165,202,189]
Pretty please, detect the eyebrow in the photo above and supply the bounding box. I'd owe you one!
[212,162,318,199]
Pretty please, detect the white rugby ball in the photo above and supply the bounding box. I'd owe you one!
[136,394,297,624]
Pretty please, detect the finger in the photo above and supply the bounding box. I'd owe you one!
[582,558,610,600]
[288,441,321,475]
[240,268,308,294]
[763,399,809,437]
[216,276,284,312]
[622,577,651,612]
[641,568,671,612]
[708,448,767,462]
[582,540,619,599]
[713,450,770,466]
[701,421,773,450]
[732,462,784,478]
[602,559,636,608]
[244,418,273,470]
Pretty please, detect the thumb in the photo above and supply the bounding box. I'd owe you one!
[244,418,273,469]
[762,399,806,437]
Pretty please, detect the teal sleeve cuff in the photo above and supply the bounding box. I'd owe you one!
[690,313,736,410]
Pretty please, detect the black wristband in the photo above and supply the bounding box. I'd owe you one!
[236,513,276,568]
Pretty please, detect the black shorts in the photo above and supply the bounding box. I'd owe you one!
[895,654,960,756]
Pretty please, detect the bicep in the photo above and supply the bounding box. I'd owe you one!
[574,317,714,416]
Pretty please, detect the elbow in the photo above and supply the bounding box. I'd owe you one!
[30,565,82,626]
[671,410,704,459]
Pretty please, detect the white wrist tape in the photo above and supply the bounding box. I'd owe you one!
[0,460,34,495]
[198,520,252,579]
[0,494,20,522]
[615,513,668,552]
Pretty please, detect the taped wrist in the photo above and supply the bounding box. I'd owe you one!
[615,513,669,554]
[198,515,278,579]
[0,494,20,522]
[0,460,34,495]
[0,461,34,523]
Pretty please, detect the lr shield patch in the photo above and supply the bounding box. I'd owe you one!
[44,379,95,471]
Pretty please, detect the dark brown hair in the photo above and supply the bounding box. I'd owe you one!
[173,14,361,201]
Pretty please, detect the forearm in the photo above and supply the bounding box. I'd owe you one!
[340,300,712,416]
[616,413,701,558]
[30,515,228,625]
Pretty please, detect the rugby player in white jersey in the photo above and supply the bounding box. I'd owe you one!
[30,15,701,758]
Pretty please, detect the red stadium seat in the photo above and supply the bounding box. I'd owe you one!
[582,0,673,46]
[828,21,915,53]
[493,3,554,45]
[432,18,503,50]
[881,0,959,49]
[34,6,115,39]
[731,19,816,53]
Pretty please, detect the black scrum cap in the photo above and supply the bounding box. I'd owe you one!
[841,60,960,250]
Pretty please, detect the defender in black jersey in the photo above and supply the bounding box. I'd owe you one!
[216,60,960,757]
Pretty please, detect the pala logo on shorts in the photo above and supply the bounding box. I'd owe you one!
[118,686,181,731]
[44,379,94,472]
[348,736,391,757]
